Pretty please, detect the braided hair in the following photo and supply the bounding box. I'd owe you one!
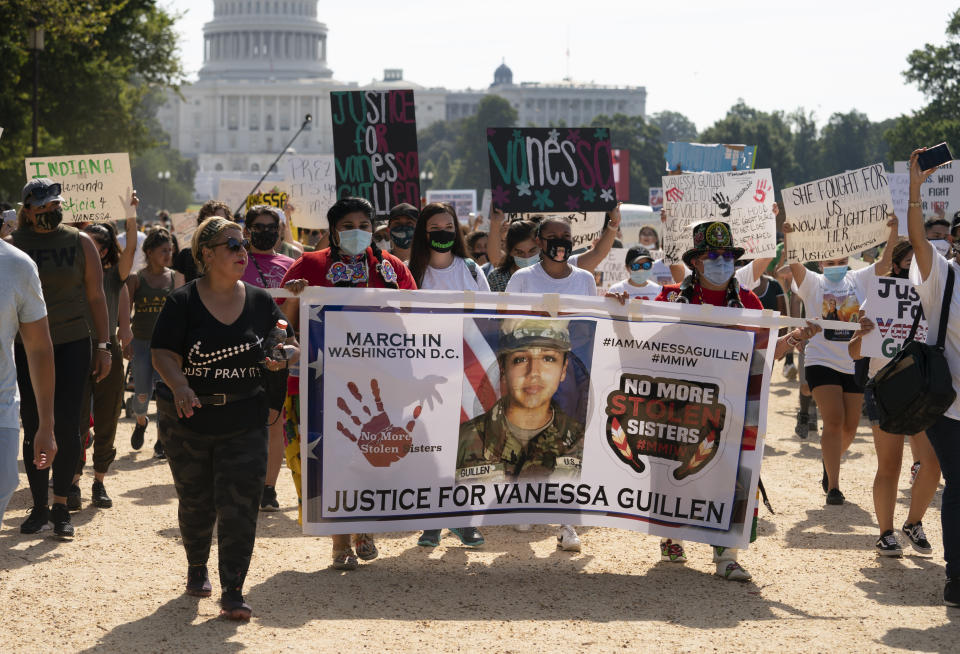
[673,269,744,308]
[327,197,399,289]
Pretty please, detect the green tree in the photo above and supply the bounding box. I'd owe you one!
[590,114,664,203]
[818,111,873,175]
[0,0,184,202]
[649,110,698,145]
[449,95,517,192]
[787,108,821,184]
[700,101,796,195]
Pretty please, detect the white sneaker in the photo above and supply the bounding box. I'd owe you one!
[514,523,532,532]
[716,560,752,581]
[557,524,581,552]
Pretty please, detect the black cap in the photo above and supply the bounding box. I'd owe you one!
[389,203,419,222]
[625,245,653,266]
[21,178,64,207]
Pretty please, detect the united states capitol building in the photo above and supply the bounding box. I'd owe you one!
[157,0,646,199]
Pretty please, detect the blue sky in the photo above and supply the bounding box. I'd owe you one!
[162,0,956,131]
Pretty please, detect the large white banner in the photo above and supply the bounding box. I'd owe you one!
[25,152,134,222]
[299,289,776,548]
[861,276,927,359]
[284,154,336,229]
[661,169,776,264]
[782,164,892,263]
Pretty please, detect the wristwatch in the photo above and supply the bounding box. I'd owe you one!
[96,341,110,351]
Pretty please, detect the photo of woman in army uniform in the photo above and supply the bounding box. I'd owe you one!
[456,318,594,483]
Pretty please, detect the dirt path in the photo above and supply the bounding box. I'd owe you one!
[0,365,957,653]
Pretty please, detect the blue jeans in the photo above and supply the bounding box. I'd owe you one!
[925,415,960,578]
[0,427,19,524]
[131,338,160,417]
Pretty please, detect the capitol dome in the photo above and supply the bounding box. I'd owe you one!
[492,61,513,87]
[198,0,332,80]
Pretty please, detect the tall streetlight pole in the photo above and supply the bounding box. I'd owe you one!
[158,170,171,212]
[26,24,45,156]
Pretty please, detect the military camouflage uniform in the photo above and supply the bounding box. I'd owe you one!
[456,399,584,483]
[157,398,267,596]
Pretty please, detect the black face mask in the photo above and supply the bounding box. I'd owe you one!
[427,230,456,253]
[250,228,279,252]
[390,225,415,250]
[34,208,63,230]
[544,237,574,263]
[892,266,909,279]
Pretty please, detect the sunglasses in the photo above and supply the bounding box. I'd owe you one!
[212,237,250,253]
[629,260,653,271]
[703,250,735,261]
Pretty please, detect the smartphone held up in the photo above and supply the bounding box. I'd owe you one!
[918,142,954,172]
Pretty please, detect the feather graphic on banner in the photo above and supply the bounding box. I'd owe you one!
[675,430,719,479]
[610,417,644,472]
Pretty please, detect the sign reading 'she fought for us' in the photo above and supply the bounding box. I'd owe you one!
[330,89,420,217]
[486,127,617,214]
[297,288,778,549]
[661,169,777,264]
[781,164,892,263]
[25,152,134,222]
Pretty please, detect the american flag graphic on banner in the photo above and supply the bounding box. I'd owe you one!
[460,319,500,424]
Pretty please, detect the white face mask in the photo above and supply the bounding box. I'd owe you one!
[629,268,652,284]
[931,239,951,257]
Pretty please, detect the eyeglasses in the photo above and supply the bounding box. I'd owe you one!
[629,261,653,271]
[211,237,250,253]
[703,250,735,261]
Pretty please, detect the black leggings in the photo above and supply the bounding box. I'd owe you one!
[157,398,268,595]
[16,338,91,506]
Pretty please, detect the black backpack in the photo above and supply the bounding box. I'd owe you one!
[866,266,956,435]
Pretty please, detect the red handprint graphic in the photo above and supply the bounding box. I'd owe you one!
[665,187,684,203]
[335,379,422,467]
[753,179,770,203]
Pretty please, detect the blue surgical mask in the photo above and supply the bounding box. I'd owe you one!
[701,258,734,286]
[822,265,848,283]
[630,269,652,284]
[514,253,541,268]
[337,229,371,256]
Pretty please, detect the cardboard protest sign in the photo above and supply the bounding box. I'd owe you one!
[216,178,255,214]
[781,164,892,263]
[284,154,336,229]
[25,152,133,222]
[426,189,477,223]
[893,160,960,221]
[330,89,420,217]
[648,187,663,212]
[861,276,927,359]
[888,172,910,236]
[661,169,777,264]
[299,287,776,549]
[666,142,757,173]
[245,185,290,212]
[169,212,198,244]
[486,127,617,214]
[594,247,627,293]
[612,148,630,202]
[505,211,606,251]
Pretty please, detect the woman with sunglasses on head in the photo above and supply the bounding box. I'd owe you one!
[7,178,115,539]
[406,202,488,548]
[280,196,416,571]
[240,205,296,512]
[151,217,298,620]
[70,215,140,509]
[126,227,183,460]
[486,220,540,292]
[605,246,661,301]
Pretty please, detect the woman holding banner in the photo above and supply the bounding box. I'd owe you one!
[407,202,488,548]
[784,215,898,506]
[907,148,960,607]
[280,196,416,571]
[151,216,298,620]
[848,241,941,558]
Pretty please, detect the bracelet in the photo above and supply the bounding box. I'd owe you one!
[909,201,923,208]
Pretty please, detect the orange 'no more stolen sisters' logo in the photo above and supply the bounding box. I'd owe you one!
[605,374,726,479]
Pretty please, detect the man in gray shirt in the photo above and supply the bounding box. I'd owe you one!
[0,239,56,525]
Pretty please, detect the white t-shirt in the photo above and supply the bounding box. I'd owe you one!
[505,262,598,297]
[794,264,875,373]
[735,262,760,291]
[118,231,147,272]
[607,279,661,300]
[0,241,48,430]
[911,251,960,420]
[420,257,490,292]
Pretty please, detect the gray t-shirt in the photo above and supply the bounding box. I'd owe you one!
[0,240,47,429]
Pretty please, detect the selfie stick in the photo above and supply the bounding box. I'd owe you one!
[232,114,313,217]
